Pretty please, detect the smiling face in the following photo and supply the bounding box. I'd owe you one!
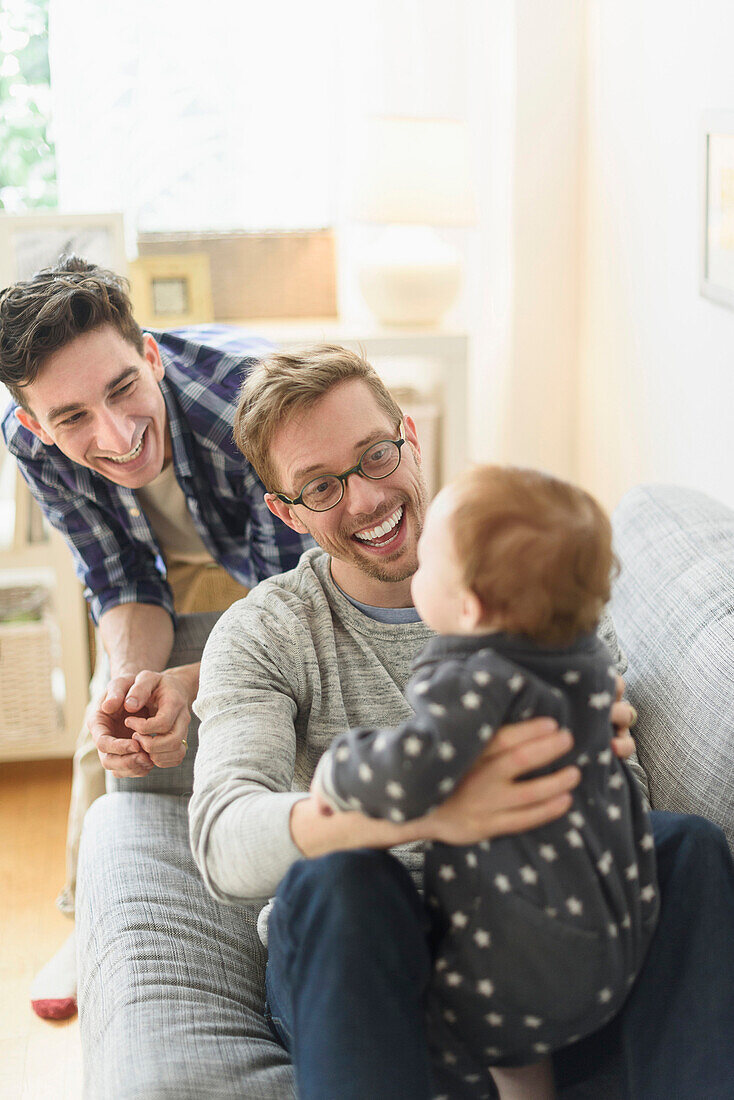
[265,379,428,606]
[15,325,170,489]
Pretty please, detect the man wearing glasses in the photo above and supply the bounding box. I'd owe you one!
[188,344,734,1099]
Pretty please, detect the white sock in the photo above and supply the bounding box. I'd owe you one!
[30,928,78,1019]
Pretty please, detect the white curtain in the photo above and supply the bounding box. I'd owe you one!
[48,0,473,240]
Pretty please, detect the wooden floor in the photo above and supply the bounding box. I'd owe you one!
[0,759,83,1099]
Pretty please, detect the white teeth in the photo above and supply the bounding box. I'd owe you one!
[107,433,144,463]
[354,506,403,543]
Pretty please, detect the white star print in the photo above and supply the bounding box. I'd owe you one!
[621,914,632,929]
[435,957,448,971]
[404,736,423,756]
[373,733,389,752]
[473,929,491,948]
[565,828,584,848]
[464,1074,480,1084]
[551,687,563,698]
[386,781,405,799]
[451,911,469,929]
[566,897,584,916]
[413,680,430,694]
[465,851,478,868]
[473,670,492,685]
[598,988,613,1004]
[569,811,585,828]
[509,674,525,692]
[563,670,580,684]
[524,1015,543,1028]
[598,747,613,765]
[335,745,350,762]
[608,923,618,938]
[478,840,492,851]
[607,804,622,821]
[545,907,558,918]
[533,1043,551,1054]
[519,865,538,884]
[446,972,463,987]
[428,703,447,717]
[577,753,590,766]
[478,724,493,741]
[485,1046,501,1058]
[609,772,624,789]
[443,1050,458,1065]
[388,808,405,822]
[639,833,654,850]
[540,844,558,862]
[438,864,457,881]
[494,874,511,892]
[477,979,494,997]
[589,691,612,709]
[358,763,373,783]
[597,851,613,874]
[347,797,362,811]
[438,777,455,794]
[519,708,533,720]
[641,884,657,903]
[625,863,639,880]
[438,741,456,760]
[443,1009,457,1024]
[461,691,481,709]
[485,1012,504,1026]
[608,666,617,680]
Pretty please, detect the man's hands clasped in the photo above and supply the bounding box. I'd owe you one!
[88,665,198,778]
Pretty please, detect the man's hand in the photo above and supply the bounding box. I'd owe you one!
[611,675,637,761]
[89,664,198,778]
[418,718,581,846]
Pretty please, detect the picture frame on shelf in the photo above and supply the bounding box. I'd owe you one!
[701,112,734,309]
[0,211,127,288]
[129,252,214,328]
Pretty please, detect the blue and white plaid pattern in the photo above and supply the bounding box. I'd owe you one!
[2,326,312,623]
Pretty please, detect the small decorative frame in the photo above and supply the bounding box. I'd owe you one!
[0,211,127,288]
[701,112,734,309]
[128,253,214,327]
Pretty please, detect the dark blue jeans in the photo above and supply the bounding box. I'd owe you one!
[265,813,734,1100]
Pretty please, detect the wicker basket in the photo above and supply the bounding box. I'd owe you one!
[0,612,63,756]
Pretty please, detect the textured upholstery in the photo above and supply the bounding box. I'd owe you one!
[611,484,734,850]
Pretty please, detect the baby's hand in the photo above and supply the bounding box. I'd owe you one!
[309,778,335,816]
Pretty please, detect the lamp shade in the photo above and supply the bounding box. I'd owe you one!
[353,116,475,226]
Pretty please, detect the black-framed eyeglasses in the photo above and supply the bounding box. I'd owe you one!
[274,429,406,512]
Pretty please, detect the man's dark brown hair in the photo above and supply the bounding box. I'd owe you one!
[0,256,144,411]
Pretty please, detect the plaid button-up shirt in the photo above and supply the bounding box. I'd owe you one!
[2,326,313,623]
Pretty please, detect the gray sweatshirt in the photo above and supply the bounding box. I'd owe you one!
[190,547,646,908]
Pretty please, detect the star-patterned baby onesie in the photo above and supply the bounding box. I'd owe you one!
[313,631,659,1097]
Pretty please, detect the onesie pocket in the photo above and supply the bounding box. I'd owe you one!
[472,890,620,1029]
[433,887,623,1047]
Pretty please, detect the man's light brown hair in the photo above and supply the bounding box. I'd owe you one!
[0,255,144,411]
[234,344,403,493]
[448,465,618,646]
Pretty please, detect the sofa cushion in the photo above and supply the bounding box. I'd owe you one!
[611,484,734,849]
[77,792,295,1099]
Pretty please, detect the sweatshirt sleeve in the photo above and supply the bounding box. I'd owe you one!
[312,656,514,822]
[189,596,310,905]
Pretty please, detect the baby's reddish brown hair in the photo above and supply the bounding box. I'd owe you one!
[446,465,617,645]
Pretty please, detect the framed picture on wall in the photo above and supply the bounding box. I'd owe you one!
[128,253,213,328]
[701,112,734,308]
[0,211,127,289]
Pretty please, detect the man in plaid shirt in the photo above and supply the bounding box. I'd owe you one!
[0,256,311,1019]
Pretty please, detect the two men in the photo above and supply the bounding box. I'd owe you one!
[0,257,311,1015]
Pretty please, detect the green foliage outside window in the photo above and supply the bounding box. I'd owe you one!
[0,0,57,211]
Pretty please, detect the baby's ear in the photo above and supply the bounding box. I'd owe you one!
[460,587,485,631]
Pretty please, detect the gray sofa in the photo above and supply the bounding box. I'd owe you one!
[76,483,734,1098]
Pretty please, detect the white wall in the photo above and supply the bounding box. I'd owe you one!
[580,0,734,511]
[466,0,586,482]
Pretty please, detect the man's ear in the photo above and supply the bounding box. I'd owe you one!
[264,492,310,535]
[15,408,54,446]
[143,333,165,382]
[402,413,421,459]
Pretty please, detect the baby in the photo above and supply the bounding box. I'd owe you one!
[312,465,659,1100]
